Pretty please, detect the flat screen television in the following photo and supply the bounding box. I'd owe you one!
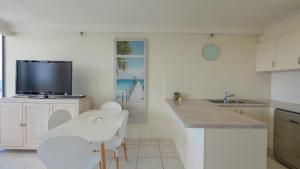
[16,60,72,95]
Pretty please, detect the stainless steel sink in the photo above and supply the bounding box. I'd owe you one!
[207,99,265,104]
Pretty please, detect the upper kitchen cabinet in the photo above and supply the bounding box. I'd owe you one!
[256,39,277,72]
[277,30,300,70]
[256,30,300,72]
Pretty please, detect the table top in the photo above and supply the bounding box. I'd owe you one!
[39,109,129,143]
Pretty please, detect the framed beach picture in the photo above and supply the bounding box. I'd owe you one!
[114,39,147,122]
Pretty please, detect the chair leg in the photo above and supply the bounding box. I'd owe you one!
[123,138,128,163]
[113,150,119,169]
[99,161,102,169]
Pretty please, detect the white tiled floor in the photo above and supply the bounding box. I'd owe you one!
[0,139,289,169]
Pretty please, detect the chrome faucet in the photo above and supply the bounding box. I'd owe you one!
[224,92,234,104]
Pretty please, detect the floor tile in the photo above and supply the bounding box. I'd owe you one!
[1,152,37,169]
[138,145,160,157]
[0,150,21,166]
[162,158,184,169]
[118,144,139,158]
[160,145,179,157]
[158,139,174,146]
[140,139,159,146]
[126,124,142,139]
[109,157,137,169]
[126,139,140,145]
[137,158,163,169]
[105,150,113,168]
[25,160,47,169]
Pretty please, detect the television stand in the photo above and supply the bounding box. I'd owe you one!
[0,96,91,150]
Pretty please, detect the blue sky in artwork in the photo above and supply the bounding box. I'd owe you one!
[126,58,144,69]
[129,41,144,55]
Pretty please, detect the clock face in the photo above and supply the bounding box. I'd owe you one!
[202,43,220,61]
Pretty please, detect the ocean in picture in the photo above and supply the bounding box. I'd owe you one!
[116,79,144,103]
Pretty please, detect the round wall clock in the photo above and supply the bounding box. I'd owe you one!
[202,43,220,61]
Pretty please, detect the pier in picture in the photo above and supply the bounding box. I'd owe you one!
[115,40,146,122]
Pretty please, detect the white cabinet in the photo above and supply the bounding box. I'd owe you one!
[222,106,274,150]
[235,107,275,151]
[0,97,91,149]
[256,30,300,72]
[23,103,50,148]
[221,106,267,122]
[277,31,300,70]
[239,107,266,122]
[0,103,23,147]
[256,39,277,72]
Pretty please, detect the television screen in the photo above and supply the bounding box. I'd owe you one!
[16,60,72,95]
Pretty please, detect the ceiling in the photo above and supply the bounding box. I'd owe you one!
[0,0,300,34]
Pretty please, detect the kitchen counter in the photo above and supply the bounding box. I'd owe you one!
[167,99,268,169]
[166,99,267,128]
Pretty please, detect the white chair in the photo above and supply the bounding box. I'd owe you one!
[48,110,72,130]
[101,102,122,111]
[37,136,100,169]
[104,111,129,169]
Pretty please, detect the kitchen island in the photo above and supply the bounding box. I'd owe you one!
[166,99,267,169]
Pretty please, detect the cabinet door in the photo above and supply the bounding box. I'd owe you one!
[277,31,300,70]
[24,103,50,147]
[221,107,266,122]
[239,107,266,122]
[256,39,277,72]
[0,103,23,147]
[51,104,77,118]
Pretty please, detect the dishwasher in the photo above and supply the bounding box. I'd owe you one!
[274,108,300,169]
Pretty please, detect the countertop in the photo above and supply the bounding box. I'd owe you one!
[166,99,268,128]
[166,99,300,128]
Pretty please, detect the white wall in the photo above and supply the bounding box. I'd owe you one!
[260,11,300,41]
[271,71,300,104]
[0,20,13,36]
[5,32,271,138]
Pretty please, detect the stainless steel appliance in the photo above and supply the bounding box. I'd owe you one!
[274,108,300,169]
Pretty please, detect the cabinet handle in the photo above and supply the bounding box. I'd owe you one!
[272,61,275,68]
[298,56,300,65]
[20,123,23,127]
[289,120,299,125]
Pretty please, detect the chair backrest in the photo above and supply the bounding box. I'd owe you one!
[118,111,129,139]
[37,136,98,169]
[101,101,122,111]
[48,110,72,130]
